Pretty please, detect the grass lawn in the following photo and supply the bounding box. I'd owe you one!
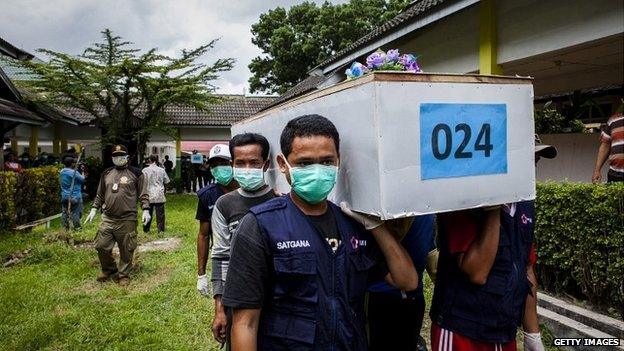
[0,194,559,350]
[0,194,221,351]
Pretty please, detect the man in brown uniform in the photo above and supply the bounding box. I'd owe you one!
[85,145,150,285]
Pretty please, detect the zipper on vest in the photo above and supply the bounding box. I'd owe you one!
[331,256,337,350]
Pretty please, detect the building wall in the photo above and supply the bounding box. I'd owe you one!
[497,0,624,65]
[537,133,607,183]
[394,5,480,74]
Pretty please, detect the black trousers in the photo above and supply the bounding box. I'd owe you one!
[367,291,426,351]
[607,171,623,183]
[143,203,165,233]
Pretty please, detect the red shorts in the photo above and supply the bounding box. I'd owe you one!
[431,323,516,351]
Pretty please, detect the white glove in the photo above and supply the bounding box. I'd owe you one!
[340,202,383,230]
[197,274,209,296]
[142,209,151,225]
[523,332,545,351]
[84,208,97,224]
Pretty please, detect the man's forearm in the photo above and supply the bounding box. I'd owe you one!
[523,265,540,333]
[594,142,611,173]
[458,208,500,285]
[197,222,210,275]
[370,224,418,291]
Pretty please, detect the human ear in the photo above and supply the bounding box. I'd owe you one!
[276,154,287,174]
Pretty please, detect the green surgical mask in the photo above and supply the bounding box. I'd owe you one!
[286,161,338,204]
[233,167,265,191]
[211,166,233,186]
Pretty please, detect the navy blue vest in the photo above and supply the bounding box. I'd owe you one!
[250,196,376,351]
[430,201,535,343]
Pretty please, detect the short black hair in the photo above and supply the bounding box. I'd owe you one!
[229,133,270,161]
[280,114,340,158]
[149,154,158,163]
[63,156,75,167]
[164,155,169,159]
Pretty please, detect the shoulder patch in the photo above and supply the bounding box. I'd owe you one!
[250,196,287,215]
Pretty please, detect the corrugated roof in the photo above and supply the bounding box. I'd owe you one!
[0,98,46,125]
[315,0,446,70]
[65,95,276,127]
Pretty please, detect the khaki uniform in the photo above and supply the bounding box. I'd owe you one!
[92,166,149,278]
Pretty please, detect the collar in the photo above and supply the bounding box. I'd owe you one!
[237,185,272,198]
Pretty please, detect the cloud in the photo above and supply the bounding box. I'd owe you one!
[0,0,345,95]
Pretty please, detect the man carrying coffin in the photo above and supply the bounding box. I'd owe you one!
[430,136,556,351]
[223,114,418,350]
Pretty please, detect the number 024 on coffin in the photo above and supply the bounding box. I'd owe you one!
[233,72,535,219]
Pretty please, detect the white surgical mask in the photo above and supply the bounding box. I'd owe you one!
[112,155,129,167]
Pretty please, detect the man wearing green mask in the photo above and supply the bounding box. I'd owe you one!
[223,115,417,351]
[196,144,239,297]
[210,133,276,345]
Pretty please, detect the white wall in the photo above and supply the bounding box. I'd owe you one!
[498,0,624,65]
[537,133,607,183]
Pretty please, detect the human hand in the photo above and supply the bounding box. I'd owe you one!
[142,210,151,225]
[592,170,602,183]
[84,208,97,224]
[523,331,545,351]
[339,202,382,230]
[197,274,209,296]
[212,307,228,343]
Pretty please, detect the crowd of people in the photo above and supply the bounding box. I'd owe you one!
[50,111,622,350]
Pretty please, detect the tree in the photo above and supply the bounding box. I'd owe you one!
[249,0,410,94]
[14,29,234,165]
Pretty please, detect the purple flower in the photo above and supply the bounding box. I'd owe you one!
[399,54,422,72]
[386,49,400,63]
[366,50,386,69]
[345,61,367,78]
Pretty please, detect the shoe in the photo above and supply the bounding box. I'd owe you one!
[96,271,116,282]
[117,277,130,286]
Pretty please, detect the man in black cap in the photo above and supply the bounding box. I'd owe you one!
[85,145,150,285]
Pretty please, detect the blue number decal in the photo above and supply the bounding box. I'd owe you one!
[420,103,507,180]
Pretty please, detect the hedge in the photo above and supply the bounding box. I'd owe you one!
[535,182,624,319]
[0,166,61,231]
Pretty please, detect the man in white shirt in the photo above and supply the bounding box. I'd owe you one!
[142,154,170,233]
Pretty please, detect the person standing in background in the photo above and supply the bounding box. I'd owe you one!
[163,155,174,176]
[142,154,170,233]
[84,145,151,285]
[196,144,239,296]
[592,113,623,183]
[59,156,85,230]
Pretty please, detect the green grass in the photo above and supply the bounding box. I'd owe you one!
[0,195,561,350]
[0,195,221,351]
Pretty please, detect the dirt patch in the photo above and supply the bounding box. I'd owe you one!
[75,237,181,254]
[2,248,33,268]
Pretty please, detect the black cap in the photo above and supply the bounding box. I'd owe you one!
[111,145,128,156]
[535,135,557,159]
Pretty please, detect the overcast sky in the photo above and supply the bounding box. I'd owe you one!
[0,0,345,95]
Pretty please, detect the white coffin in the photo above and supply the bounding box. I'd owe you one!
[233,72,535,219]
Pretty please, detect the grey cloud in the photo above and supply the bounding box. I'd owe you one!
[0,0,346,94]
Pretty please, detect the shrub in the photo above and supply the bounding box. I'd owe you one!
[0,171,18,230]
[14,166,61,224]
[535,182,624,318]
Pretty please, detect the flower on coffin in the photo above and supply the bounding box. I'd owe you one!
[399,53,422,73]
[366,50,386,69]
[345,61,368,79]
[345,48,422,80]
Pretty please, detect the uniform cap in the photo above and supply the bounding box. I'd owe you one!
[111,145,128,156]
